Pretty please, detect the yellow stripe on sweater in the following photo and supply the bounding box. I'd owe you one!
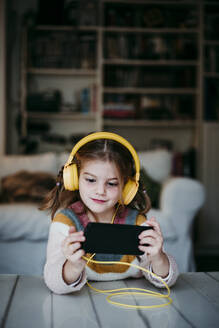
[135,214,147,226]
[53,213,74,227]
[86,254,136,273]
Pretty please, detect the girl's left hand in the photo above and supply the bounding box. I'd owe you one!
[138,217,170,278]
[138,217,164,262]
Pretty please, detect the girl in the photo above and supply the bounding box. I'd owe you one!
[42,132,178,294]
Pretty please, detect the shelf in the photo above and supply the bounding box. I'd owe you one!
[27,112,96,120]
[104,119,196,128]
[27,68,97,76]
[35,25,99,31]
[103,87,198,94]
[203,1,219,5]
[34,26,199,35]
[103,59,199,66]
[204,72,219,78]
[102,27,199,34]
[102,0,199,4]
[204,40,219,46]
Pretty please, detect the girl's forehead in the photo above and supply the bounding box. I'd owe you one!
[80,159,121,177]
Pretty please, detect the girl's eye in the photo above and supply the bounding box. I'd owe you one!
[108,182,118,187]
[85,178,96,183]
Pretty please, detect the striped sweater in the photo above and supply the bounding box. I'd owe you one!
[44,201,179,294]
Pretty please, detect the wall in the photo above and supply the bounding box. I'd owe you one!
[198,123,219,247]
[0,0,6,155]
[6,0,38,154]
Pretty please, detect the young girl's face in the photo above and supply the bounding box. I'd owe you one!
[78,159,123,221]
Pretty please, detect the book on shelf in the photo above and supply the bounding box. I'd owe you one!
[78,0,98,26]
[104,102,135,119]
[105,36,120,59]
[104,66,139,88]
[79,33,97,69]
[104,3,198,29]
[80,83,97,114]
[28,30,80,69]
[28,29,97,69]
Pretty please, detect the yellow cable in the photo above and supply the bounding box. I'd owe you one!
[82,205,172,309]
[82,255,172,310]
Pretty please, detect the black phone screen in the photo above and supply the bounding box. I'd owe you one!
[82,222,152,255]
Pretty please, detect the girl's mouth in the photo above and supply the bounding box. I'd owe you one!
[91,198,106,204]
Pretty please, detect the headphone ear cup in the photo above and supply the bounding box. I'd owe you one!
[122,179,139,205]
[63,164,79,191]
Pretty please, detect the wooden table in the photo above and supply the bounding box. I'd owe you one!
[1,272,219,327]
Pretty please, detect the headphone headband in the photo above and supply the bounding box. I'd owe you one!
[65,132,140,182]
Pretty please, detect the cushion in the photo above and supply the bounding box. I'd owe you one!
[0,152,58,178]
[138,150,172,183]
[0,170,56,203]
[0,203,50,241]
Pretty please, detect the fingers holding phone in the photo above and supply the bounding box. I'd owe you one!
[62,226,86,262]
[62,226,86,284]
[138,217,164,259]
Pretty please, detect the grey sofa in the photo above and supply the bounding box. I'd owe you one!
[0,150,205,275]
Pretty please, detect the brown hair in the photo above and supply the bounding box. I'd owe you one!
[40,138,151,218]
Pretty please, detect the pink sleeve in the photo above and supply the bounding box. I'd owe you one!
[44,224,87,294]
[139,252,179,288]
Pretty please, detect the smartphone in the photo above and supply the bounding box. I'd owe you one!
[82,222,152,255]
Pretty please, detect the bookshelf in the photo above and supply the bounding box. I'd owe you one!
[203,1,219,121]
[101,0,200,134]
[19,1,218,155]
[20,24,101,147]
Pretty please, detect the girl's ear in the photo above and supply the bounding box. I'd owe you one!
[121,179,139,205]
[63,162,79,191]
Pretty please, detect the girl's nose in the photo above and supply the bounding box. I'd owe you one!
[96,182,105,195]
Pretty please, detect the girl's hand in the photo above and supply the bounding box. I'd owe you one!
[61,226,86,284]
[138,217,163,259]
[138,217,169,278]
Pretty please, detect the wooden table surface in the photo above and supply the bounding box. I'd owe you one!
[0,272,219,328]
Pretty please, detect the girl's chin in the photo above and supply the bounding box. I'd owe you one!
[86,203,115,217]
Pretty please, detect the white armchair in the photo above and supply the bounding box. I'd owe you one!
[139,150,205,272]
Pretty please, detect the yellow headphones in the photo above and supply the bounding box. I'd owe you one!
[63,132,140,205]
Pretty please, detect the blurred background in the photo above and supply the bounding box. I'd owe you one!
[0,0,219,272]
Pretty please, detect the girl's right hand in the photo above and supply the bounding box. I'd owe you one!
[61,226,86,284]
